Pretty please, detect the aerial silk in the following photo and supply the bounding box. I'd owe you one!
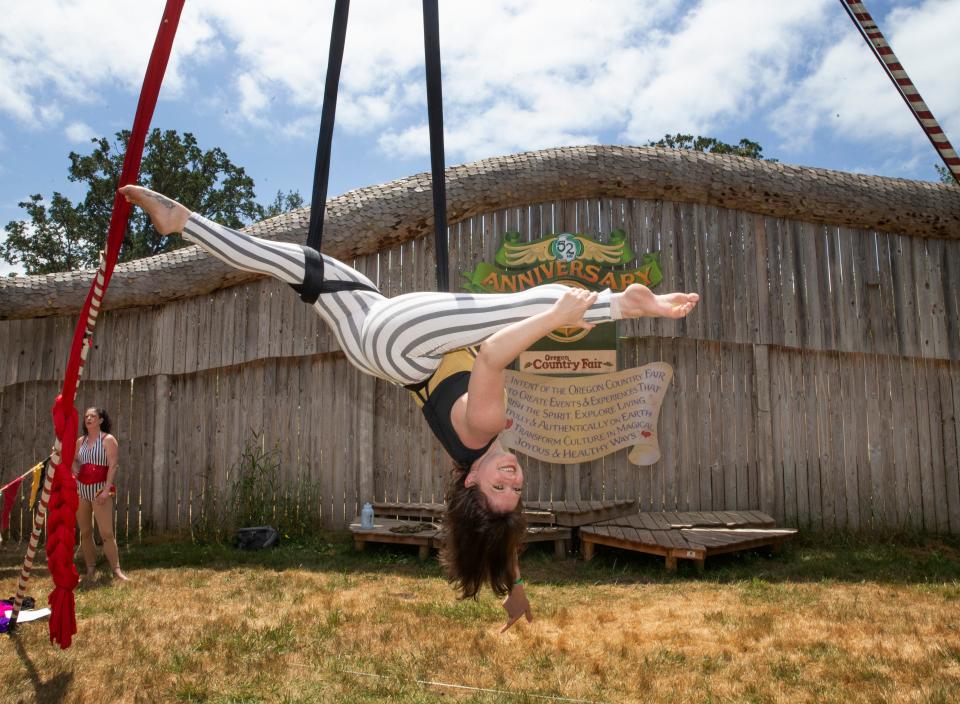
[302,0,451,296]
[8,0,185,649]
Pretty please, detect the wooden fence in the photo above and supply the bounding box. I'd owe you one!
[2,193,958,537]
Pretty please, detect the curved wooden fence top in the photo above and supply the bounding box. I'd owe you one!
[2,144,958,320]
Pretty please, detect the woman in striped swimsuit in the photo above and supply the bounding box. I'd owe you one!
[121,185,697,629]
[74,407,130,582]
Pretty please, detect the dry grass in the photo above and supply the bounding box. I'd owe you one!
[3,534,960,704]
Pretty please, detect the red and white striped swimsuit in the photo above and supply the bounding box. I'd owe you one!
[76,432,113,501]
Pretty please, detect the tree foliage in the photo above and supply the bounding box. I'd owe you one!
[646,133,775,161]
[2,129,303,275]
[935,164,957,185]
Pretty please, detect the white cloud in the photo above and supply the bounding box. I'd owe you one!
[1,0,957,175]
[771,0,960,155]
[64,121,96,143]
[0,0,218,127]
[236,73,269,124]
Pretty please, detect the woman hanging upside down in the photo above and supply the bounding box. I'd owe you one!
[120,184,699,631]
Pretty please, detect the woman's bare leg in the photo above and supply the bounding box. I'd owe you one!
[76,500,96,578]
[92,496,129,581]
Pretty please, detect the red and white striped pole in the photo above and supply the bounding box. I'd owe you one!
[9,259,103,628]
[840,0,959,183]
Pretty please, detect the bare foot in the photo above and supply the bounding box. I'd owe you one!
[113,568,131,582]
[119,185,190,235]
[614,284,699,319]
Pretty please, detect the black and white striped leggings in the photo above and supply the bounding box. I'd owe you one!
[184,214,620,386]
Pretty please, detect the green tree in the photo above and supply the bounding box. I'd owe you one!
[646,133,775,161]
[935,164,957,185]
[1,129,303,275]
[261,189,306,219]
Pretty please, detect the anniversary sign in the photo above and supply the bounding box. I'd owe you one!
[500,362,673,466]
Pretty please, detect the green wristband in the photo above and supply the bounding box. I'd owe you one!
[514,577,524,585]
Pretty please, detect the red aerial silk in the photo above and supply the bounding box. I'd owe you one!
[46,0,185,649]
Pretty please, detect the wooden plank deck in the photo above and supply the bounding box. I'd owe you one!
[580,511,795,571]
[595,510,775,529]
[524,499,638,526]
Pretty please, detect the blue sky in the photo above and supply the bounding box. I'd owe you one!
[2,0,958,276]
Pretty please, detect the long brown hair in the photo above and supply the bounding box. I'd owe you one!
[440,463,527,599]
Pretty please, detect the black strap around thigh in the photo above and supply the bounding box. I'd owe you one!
[289,247,378,303]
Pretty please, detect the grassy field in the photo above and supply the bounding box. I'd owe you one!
[3,532,960,704]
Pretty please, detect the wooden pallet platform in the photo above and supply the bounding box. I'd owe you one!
[350,518,439,561]
[431,525,572,557]
[580,511,795,571]
[372,501,556,524]
[524,499,638,527]
[523,526,572,558]
[351,516,571,559]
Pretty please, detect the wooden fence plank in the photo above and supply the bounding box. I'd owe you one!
[657,201,679,340]
[851,351,871,531]
[766,218,785,349]
[949,362,960,532]
[899,359,924,530]
[331,359,348,526]
[926,360,949,533]
[675,338,695,511]
[753,345,774,517]
[858,231,883,357]
[657,337,678,509]
[720,341,737,509]
[320,358,336,526]
[944,239,960,362]
[913,358,936,531]
[798,221,824,351]
[925,239,949,360]
[704,206,723,344]
[706,341,723,510]
[813,352,834,531]
[733,212,750,345]
[774,349,796,526]
[913,238,936,360]
[937,361,960,533]
[874,233,900,357]
[781,220,801,349]
[716,207,735,344]
[885,354,908,529]
[732,341,749,510]
[878,352,899,529]
[796,350,818,530]
[863,353,885,530]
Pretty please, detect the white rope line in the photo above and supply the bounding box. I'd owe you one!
[337,669,607,704]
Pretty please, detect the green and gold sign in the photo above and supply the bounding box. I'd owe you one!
[462,229,662,375]
[462,229,662,295]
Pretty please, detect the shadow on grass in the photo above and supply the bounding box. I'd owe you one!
[5,530,956,591]
[9,630,73,703]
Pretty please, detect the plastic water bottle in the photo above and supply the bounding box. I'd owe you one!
[360,502,375,529]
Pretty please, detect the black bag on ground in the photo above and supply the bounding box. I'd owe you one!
[234,526,280,550]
